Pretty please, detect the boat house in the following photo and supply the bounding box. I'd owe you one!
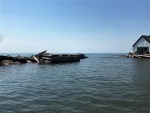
[132,35,150,55]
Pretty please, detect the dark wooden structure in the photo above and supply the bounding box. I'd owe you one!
[0,50,88,65]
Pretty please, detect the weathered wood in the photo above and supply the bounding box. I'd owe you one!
[35,50,47,57]
[0,50,88,65]
[50,56,80,63]
[33,56,40,63]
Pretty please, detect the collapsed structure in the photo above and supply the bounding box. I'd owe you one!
[0,50,88,66]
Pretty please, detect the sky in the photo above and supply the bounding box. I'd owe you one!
[0,0,150,53]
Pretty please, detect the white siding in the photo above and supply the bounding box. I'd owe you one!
[133,38,150,53]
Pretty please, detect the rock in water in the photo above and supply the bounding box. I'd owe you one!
[1,60,14,65]
[1,60,20,65]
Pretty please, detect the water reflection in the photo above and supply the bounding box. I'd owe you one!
[131,59,150,93]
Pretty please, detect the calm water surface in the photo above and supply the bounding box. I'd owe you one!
[0,54,150,113]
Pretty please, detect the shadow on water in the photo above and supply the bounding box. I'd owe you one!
[39,61,80,66]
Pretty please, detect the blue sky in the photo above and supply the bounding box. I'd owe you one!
[0,0,150,53]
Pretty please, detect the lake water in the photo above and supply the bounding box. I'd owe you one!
[0,54,150,113]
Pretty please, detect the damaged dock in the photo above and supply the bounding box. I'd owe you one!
[127,52,150,58]
[0,50,88,66]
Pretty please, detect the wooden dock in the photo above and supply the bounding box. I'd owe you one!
[127,52,150,58]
